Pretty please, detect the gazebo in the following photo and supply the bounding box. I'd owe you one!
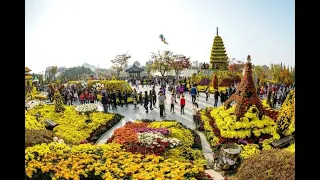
[125,62,144,78]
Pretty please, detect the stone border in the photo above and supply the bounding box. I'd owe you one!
[86,113,124,144]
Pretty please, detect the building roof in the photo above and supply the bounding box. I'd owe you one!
[125,64,144,73]
[25,75,33,80]
[25,67,32,72]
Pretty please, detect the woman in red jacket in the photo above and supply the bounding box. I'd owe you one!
[180,95,186,115]
[79,93,85,104]
[84,90,89,104]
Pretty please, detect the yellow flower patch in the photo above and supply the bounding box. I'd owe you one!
[25,143,205,180]
[27,105,115,144]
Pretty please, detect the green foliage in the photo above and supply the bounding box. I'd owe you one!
[151,50,173,77]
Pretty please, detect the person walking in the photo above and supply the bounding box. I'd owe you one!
[180,95,186,114]
[170,93,175,113]
[149,90,153,110]
[112,91,117,109]
[193,102,200,126]
[190,85,197,103]
[101,93,108,113]
[144,91,149,113]
[132,93,138,110]
[158,91,166,118]
[117,90,123,107]
[123,91,128,107]
[151,86,157,107]
[205,86,209,101]
[214,90,220,107]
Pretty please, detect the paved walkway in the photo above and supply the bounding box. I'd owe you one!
[91,85,225,179]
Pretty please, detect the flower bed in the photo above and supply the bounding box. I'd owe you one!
[277,90,295,136]
[197,86,228,93]
[25,142,211,180]
[25,110,45,130]
[196,105,282,159]
[107,120,207,168]
[88,80,133,93]
[27,104,120,144]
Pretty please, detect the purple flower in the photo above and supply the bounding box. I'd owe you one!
[238,139,248,145]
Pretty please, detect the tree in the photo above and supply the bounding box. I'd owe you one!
[228,60,245,74]
[57,66,94,83]
[192,61,199,69]
[145,62,153,76]
[212,73,218,90]
[49,66,58,82]
[170,54,191,78]
[31,73,44,85]
[270,64,281,83]
[150,50,173,77]
[111,52,131,78]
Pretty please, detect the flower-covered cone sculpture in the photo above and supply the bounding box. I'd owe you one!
[277,90,295,136]
[48,83,65,112]
[224,55,278,120]
[212,73,218,90]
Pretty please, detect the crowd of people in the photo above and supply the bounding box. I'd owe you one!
[43,78,294,119]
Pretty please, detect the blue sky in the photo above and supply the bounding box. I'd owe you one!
[25,0,295,73]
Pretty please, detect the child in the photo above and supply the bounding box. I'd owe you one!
[192,102,200,125]
[205,86,209,101]
[180,95,185,114]
[132,95,138,109]
[170,93,175,113]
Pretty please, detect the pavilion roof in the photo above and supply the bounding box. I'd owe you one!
[125,64,144,73]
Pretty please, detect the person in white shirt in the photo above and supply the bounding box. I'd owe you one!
[170,93,175,113]
[192,102,200,126]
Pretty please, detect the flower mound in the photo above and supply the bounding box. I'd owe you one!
[25,143,206,180]
[277,90,295,136]
[198,105,281,159]
[27,105,115,144]
[108,120,207,169]
[25,110,45,130]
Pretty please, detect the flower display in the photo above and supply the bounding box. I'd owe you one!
[277,90,295,136]
[27,105,115,144]
[284,143,295,153]
[198,104,282,159]
[25,142,206,180]
[138,132,181,148]
[25,110,45,130]
[87,80,133,93]
[134,127,170,135]
[75,103,98,114]
[224,59,278,120]
[108,120,207,169]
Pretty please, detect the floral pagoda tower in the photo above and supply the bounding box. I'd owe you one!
[210,27,228,70]
[224,55,278,120]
